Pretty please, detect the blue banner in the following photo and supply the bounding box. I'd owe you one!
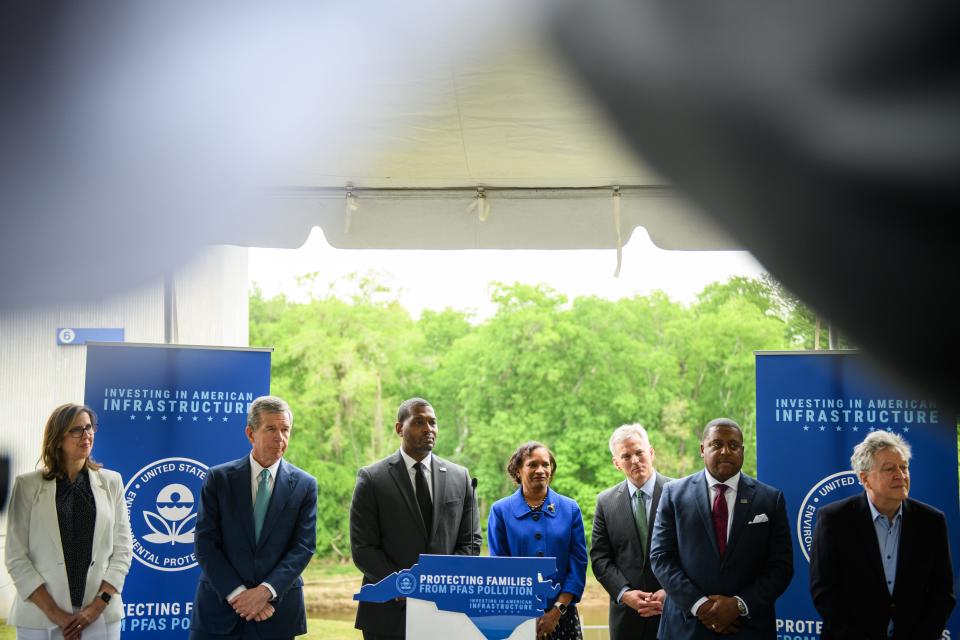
[756,351,959,639]
[84,343,271,639]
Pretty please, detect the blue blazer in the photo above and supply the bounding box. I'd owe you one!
[487,488,587,607]
[650,471,792,640]
[190,456,317,639]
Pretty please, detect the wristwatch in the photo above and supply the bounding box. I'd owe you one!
[736,598,747,616]
[554,602,568,616]
[98,591,112,604]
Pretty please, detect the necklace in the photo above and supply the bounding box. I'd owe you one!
[524,494,547,511]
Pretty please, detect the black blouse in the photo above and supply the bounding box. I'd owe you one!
[56,471,97,608]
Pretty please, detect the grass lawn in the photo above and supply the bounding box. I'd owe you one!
[304,618,360,639]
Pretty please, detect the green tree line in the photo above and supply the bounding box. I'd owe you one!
[248,274,851,560]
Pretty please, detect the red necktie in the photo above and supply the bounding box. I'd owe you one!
[712,484,728,557]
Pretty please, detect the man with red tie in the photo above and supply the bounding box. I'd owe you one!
[650,418,793,639]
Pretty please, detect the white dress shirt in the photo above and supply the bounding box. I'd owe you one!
[705,470,740,541]
[250,454,281,504]
[399,449,434,502]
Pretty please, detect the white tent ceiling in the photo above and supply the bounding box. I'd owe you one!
[1,4,742,310]
[270,42,741,251]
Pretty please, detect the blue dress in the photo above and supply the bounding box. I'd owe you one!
[486,487,588,608]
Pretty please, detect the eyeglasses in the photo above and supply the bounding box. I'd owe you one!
[66,424,98,438]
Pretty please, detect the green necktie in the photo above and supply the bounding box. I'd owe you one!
[634,490,649,555]
[254,468,271,542]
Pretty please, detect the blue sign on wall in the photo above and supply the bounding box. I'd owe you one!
[756,351,959,639]
[84,343,271,638]
[58,327,125,345]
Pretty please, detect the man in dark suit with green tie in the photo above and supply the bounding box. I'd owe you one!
[591,423,671,640]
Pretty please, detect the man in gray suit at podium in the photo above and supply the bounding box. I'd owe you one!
[350,397,481,639]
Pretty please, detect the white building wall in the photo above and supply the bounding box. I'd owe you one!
[0,245,248,620]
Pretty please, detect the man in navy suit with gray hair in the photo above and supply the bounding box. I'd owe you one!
[190,395,318,640]
[810,431,955,639]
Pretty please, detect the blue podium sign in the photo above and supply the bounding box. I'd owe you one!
[756,351,959,639]
[84,343,271,639]
[354,554,560,640]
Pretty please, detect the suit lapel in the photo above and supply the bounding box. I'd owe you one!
[616,481,644,551]
[389,453,428,541]
[88,469,110,559]
[648,474,667,553]
[892,499,911,600]
[693,471,720,556]
[229,458,257,549]
[429,456,447,541]
[257,459,301,548]
[37,479,66,564]
[724,474,755,561]
[650,474,666,520]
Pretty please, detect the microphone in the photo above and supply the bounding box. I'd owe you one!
[471,477,479,555]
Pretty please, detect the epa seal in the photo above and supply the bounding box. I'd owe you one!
[125,457,208,572]
[796,470,860,562]
[395,571,417,595]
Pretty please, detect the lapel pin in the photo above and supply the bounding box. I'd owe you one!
[439,467,447,472]
[740,499,749,503]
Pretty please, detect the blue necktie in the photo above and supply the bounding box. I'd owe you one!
[254,468,271,542]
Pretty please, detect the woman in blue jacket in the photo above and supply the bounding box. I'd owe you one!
[487,441,587,640]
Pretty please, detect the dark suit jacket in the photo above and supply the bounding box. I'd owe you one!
[809,493,955,639]
[191,456,318,639]
[591,473,671,640]
[650,471,793,640]
[349,451,481,636]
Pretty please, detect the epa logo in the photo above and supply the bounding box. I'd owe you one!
[125,457,208,572]
[796,470,860,562]
[395,571,417,595]
[143,483,197,544]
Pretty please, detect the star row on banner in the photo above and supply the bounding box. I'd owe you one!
[128,414,233,422]
[798,425,911,433]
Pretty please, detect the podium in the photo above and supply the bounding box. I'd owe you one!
[354,554,559,640]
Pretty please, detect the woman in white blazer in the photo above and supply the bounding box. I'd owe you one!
[4,404,132,640]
